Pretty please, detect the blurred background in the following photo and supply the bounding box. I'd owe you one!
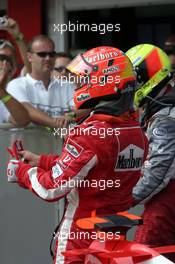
[1,0,175,53]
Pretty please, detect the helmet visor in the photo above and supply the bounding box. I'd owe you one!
[67,54,94,89]
[67,54,93,76]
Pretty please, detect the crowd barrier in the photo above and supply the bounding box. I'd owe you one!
[0,124,64,264]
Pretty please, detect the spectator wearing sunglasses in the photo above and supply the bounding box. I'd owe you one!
[52,52,71,79]
[7,35,75,129]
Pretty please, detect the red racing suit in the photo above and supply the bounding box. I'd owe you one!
[15,113,148,264]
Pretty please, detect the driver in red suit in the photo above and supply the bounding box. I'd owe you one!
[7,46,148,264]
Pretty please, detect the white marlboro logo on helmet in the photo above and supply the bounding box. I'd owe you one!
[115,144,144,171]
[85,51,119,63]
[65,138,84,158]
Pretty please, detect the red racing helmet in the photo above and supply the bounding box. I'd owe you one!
[67,46,136,109]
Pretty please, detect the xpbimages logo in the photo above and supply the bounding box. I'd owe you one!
[56,230,121,243]
[53,177,121,191]
[53,73,121,87]
[53,126,120,139]
[53,21,120,35]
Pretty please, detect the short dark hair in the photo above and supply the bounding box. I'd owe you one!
[27,34,55,52]
[55,52,71,59]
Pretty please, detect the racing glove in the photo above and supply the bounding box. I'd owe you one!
[6,140,24,160]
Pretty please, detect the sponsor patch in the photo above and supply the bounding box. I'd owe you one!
[133,56,142,66]
[144,160,151,168]
[115,144,144,171]
[103,66,119,74]
[65,138,84,158]
[52,164,63,179]
[58,153,73,170]
[77,93,90,102]
[153,128,167,137]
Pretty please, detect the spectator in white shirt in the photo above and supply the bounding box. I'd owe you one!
[7,35,76,129]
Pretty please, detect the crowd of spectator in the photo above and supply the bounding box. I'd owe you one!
[0,17,77,129]
[0,16,174,131]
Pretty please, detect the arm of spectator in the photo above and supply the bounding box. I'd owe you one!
[4,17,31,74]
[65,109,91,121]
[6,77,76,129]
[22,102,73,129]
[22,102,55,128]
[75,109,91,119]
[0,61,30,127]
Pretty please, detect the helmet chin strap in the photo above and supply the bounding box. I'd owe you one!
[145,95,174,107]
[142,71,175,106]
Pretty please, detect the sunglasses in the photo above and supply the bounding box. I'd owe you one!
[32,51,56,58]
[0,39,15,50]
[53,66,67,72]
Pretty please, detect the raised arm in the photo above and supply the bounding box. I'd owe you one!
[0,60,30,126]
[3,17,31,74]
